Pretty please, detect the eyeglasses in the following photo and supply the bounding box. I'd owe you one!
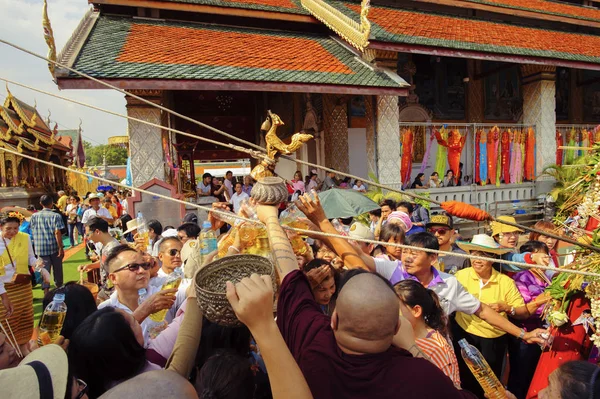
[428,227,450,235]
[165,248,181,256]
[112,262,152,273]
[75,379,88,399]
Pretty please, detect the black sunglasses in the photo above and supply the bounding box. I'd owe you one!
[75,379,88,399]
[113,262,152,273]
[165,248,181,256]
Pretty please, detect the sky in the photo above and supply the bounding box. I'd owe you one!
[0,0,126,145]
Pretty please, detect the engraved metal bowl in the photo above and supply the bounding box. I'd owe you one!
[195,254,275,327]
[250,176,288,205]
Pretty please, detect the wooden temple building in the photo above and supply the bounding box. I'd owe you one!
[55,0,600,205]
[0,89,73,206]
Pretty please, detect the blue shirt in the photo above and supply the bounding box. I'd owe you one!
[29,208,65,256]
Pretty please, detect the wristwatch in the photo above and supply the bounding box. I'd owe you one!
[518,329,526,340]
[509,306,516,317]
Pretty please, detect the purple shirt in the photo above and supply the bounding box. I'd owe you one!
[512,270,549,331]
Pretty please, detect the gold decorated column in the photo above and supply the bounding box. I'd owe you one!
[322,94,349,173]
[0,152,5,187]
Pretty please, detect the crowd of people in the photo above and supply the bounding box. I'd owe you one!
[0,170,598,399]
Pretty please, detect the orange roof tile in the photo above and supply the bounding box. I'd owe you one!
[345,3,600,63]
[227,0,297,7]
[462,0,600,23]
[118,23,353,74]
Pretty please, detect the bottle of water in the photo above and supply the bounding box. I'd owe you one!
[150,267,184,322]
[200,221,218,264]
[38,293,68,346]
[136,212,150,252]
[138,288,148,306]
[458,339,506,399]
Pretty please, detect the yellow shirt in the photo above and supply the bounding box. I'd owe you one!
[104,205,118,221]
[57,195,68,212]
[455,267,525,339]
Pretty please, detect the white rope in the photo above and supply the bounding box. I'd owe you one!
[1,145,599,278]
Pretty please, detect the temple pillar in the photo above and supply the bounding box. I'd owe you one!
[125,90,166,187]
[322,94,349,174]
[365,96,376,175]
[376,95,401,188]
[467,60,484,123]
[0,152,5,187]
[520,65,556,193]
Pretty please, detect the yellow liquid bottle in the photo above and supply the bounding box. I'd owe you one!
[217,225,238,258]
[458,339,506,399]
[149,267,183,322]
[38,293,67,346]
[245,236,271,260]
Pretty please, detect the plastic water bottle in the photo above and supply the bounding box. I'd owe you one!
[149,267,184,322]
[38,293,68,346]
[136,212,150,252]
[458,339,506,399]
[138,288,148,306]
[200,221,218,264]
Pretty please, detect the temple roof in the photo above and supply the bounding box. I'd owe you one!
[0,106,25,134]
[157,0,309,14]
[332,2,600,67]
[446,0,600,24]
[58,15,408,94]
[0,118,10,140]
[3,90,53,135]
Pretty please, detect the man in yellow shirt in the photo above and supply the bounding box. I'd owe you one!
[103,197,119,225]
[56,190,68,212]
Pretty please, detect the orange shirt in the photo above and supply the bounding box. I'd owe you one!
[416,330,461,389]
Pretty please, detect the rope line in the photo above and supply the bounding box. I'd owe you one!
[1,145,599,278]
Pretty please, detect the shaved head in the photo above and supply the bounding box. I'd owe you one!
[333,272,399,354]
[99,370,197,398]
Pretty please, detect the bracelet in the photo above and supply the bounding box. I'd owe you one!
[510,306,516,317]
[518,329,526,340]
[228,246,240,253]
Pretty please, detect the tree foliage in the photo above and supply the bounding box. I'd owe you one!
[84,141,128,166]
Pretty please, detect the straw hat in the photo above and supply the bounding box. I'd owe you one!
[123,219,140,235]
[490,215,523,237]
[0,344,68,399]
[195,254,275,327]
[1,206,33,222]
[456,234,513,255]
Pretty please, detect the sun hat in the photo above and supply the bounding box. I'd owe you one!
[349,222,375,241]
[0,344,68,399]
[387,211,413,232]
[161,228,179,238]
[426,214,454,230]
[490,215,524,237]
[123,219,140,235]
[1,206,33,222]
[456,234,513,255]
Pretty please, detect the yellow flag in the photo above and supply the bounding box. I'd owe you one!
[42,0,57,77]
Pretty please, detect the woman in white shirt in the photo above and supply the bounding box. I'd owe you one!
[352,180,367,193]
[0,214,38,355]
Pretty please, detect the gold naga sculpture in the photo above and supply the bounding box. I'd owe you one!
[250,110,313,180]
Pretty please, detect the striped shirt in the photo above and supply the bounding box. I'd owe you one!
[416,330,461,389]
[29,208,65,256]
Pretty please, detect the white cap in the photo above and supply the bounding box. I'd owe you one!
[348,222,375,241]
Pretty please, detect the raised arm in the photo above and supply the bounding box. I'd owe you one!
[475,303,545,344]
[295,194,366,270]
[256,204,297,281]
[227,274,313,399]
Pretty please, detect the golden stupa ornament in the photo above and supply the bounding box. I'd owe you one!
[250,110,313,180]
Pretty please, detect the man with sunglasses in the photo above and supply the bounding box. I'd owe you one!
[426,214,466,274]
[99,244,181,345]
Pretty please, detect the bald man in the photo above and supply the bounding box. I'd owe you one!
[255,202,476,399]
[98,370,197,399]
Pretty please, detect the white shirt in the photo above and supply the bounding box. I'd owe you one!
[0,233,37,295]
[353,184,366,192]
[229,191,249,214]
[98,280,188,347]
[81,207,112,224]
[374,258,481,315]
[223,179,234,198]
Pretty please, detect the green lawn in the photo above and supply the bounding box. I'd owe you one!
[33,247,91,323]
